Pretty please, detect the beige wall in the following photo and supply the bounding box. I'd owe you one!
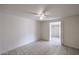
[40,21,49,40]
[40,20,60,41]
[0,13,39,54]
[0,14,4,54]
[36,21,41,40]
[62,15,79,49]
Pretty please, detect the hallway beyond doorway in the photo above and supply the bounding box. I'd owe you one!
[49,21,61,46]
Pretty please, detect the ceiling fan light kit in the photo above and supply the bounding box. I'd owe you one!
[40,14,44,20]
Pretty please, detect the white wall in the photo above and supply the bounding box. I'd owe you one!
[62,15,79,49]
[0,13,39,54]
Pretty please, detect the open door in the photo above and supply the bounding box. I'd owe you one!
[49,21,61,46]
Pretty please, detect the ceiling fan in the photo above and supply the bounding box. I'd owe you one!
[24,5,60,20]
[24,6,52,20]
[24,11,48,20]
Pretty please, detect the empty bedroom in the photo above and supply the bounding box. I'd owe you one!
[0,4,79,55]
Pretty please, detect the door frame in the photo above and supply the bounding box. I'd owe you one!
[49,21,61,43]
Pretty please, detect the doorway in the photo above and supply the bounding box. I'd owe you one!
[49,21,61,45]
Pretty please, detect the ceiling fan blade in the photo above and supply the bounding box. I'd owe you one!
[44,5,51,15]
[24,11,38,15]
[44,14,53,18]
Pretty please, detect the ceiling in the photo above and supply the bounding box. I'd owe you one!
[0,4,79,21]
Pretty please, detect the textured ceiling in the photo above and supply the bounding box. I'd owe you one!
[0,4,79,21]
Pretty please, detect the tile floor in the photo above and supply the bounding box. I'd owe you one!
[50,37,61,46]
[2,40,79,55]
